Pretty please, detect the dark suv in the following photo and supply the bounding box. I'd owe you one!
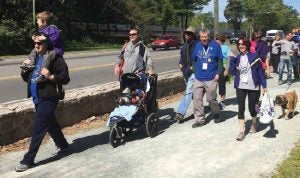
[229,35,239,44]
[151,35,181,50]
[229,31,246,44]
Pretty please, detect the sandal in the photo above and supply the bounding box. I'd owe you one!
[236,132,245,141]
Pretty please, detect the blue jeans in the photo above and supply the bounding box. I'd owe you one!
[177,74,194,116]
[292,55,300,80]
[278,57,293,82]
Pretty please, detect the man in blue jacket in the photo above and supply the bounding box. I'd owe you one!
[191,29,224,128]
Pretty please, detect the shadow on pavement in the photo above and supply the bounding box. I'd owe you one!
[244,120,279,138]
[157,107,177,131]
[224,97,237,106]
[36,131,110,166]
[124,107,177,144]
[205,110,238,124]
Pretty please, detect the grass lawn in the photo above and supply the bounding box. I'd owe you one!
[273,141,300,177]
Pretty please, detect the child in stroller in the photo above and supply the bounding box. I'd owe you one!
[107,72,159,147]
[118,86,145,105]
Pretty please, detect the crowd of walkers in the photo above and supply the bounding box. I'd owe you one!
[174,26,300,141]
[13,12,300,171]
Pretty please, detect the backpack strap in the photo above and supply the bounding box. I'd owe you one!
[139,43,146,58]
[139,43,147,70]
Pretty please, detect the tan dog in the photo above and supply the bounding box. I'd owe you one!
[275,90,298,119]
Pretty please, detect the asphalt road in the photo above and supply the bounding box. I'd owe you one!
[0,49,180,103]
[0,74,300,178]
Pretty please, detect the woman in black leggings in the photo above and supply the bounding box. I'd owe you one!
[229,37,267,141]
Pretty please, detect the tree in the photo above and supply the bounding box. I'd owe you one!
[242,0,300,34]
[223,0,300,36]
[172,0,210,29]
[190,12,214,30]
[224,0,243,30]
[0,0,33,55]
[155,0,176,34]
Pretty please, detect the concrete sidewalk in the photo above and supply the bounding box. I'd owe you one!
[0,74,300,178]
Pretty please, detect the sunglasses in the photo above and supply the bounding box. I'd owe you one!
[34,42,43,45]
[128,33,137,36]
[185,32,193,36]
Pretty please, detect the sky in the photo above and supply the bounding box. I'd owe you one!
[202,0,300,22]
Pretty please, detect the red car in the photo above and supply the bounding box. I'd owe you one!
[151,35,181,50]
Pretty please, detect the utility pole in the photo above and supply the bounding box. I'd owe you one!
[214,0,219,35]
[32,0,36,25]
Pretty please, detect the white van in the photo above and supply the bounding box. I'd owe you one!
[266,30,284,42]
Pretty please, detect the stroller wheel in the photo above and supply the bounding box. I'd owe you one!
[146,113,159,138]
[109,126,122,148]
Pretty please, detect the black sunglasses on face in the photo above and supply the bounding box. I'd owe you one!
[185,32,193,36]
[34,42,43,45]
[128,33,137,36]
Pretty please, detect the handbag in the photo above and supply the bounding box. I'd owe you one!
[259,93,275,124]
[119,58,124,77]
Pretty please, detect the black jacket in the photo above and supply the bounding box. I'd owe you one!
[21,55,70,99]
[179,40,196,77]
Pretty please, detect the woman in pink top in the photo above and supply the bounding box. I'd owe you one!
[250,39,256,53]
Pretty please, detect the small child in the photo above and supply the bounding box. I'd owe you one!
[132,89,145,104]
[23,11,64,83]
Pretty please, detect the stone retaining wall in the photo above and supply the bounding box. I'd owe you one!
[0,72,184,146]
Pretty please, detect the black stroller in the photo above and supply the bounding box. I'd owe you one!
[107,72,159,147]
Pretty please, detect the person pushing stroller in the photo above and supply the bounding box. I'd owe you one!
[114,27,154,77]
[108,27,158,147]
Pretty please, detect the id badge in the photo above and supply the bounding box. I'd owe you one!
[241,75,248,83]
[202,63,208,70]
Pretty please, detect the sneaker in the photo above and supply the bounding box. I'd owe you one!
[278,80,283,85]
[35,74,47,83]
[287,81,292,85]
[52,145,70,156]
[174,113,183,121]
[15,163,34,172]
[192,121,205,128]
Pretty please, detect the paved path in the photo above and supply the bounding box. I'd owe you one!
[0,74,300,178]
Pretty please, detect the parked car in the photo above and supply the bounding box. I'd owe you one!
[265,30,284,43]
[151,35,181,50]
[229,30,246,44]
[229,36,239,44]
